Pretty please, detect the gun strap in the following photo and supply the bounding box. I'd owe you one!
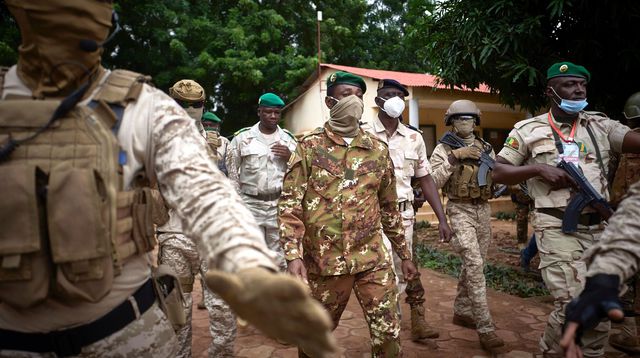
[550,129,564,154]
[585,124,607,178]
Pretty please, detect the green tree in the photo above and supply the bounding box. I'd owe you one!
[408,0,640,117]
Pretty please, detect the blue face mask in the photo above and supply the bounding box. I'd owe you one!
[550,87,588,114]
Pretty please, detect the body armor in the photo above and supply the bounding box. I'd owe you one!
[442,139,493,200]
[0,69,161,308]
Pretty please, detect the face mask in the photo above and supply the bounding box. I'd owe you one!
[452,118,475,138]
[377,96,405,118]
[185,107,204,121]
[327,94,364,137]
[550,87,588,115]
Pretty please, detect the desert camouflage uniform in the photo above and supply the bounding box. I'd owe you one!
[278,124,410,356]
[227,123,297,270]
[157,122,236,357]
[361,118,432,303]
[498,111,629,357]
[511,187,533,244]
[0,66,277,357]
[430,138,496,334]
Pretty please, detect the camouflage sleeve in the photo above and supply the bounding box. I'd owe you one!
[429,144,454,189]
[277,143,308,261]
[379,149,410,260]
[584,180,640,284]
[225,136,241,192]
[148,88,277,273]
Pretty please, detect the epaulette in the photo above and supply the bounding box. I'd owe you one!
[233,127,251,136]
[282,128,297,141]
[514,116,544,130]
[404,123,423,134]
[583,111,610,119]
[300,127,324,141]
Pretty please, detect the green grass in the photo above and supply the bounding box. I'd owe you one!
[494,211,517,221]
[413,243,549,298]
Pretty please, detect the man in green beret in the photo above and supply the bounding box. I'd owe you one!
[492,61,640,357]
[279,71,418,356]
[202,111,230,176]
[226,92,297,271]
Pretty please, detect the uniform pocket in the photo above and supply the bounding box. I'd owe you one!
[47,163,113,302]
[0,165,50,308]
[403,152,418,177]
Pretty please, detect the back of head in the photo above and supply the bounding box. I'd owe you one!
[6,0,113,98]
[444,100,481,125]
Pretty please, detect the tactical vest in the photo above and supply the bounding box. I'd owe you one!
[610,152,640,207]
[205,130,222,163]
[0,69,160,309]
[442,139,493,201]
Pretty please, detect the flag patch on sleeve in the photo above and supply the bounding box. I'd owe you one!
[505,137,520,150]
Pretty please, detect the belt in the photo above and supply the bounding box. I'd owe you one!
[448,197,488,205]
[537,208,603,226]
[398,201,413,211]
[244,191,281,201]
[0,279,156,357]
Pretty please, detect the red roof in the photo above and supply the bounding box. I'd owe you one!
[322,63,491,93]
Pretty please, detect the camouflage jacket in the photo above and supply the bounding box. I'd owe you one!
[278,124,409,276]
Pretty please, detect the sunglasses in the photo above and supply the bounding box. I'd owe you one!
[178,100,205,109]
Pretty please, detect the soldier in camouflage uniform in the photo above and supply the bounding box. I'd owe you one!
[493,62,640,357]
[157,80,236,358]
[607,92,640,354]
[560,179,640,358]
[226,93,297,270]
[0,2,336,357]
[202,111,230,176]
[361,79,453,341]
[279,71,418,357]
[429,100,505,353]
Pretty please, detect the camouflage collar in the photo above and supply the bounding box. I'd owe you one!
[323,123,373,149]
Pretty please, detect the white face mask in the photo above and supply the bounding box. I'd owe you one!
[378,96,406,118]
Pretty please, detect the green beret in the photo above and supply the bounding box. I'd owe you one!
[202,111,222,123]
[258,93,285,107]
[546,61,591,82]
[326,71,367,93]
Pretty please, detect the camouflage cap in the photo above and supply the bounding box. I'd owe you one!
[202,111,222,123]
[326,71,367,93]
[258,93,285,107]
[169,79,205,102]
[546,61,591,82]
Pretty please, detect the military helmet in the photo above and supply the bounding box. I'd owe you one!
[623,92,640,120]
[169,79,205,102]
[444,100,481,125]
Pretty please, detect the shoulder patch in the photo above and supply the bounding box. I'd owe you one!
[404,123,423,134]
[233,127,251,136]
[505,136,520,150]
[514,115,545,130]
[282,128,297,141]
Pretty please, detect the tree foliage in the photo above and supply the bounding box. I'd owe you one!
[409,0,640,117]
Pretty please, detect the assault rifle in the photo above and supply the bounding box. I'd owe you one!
[556,159,614,233]
[439,132,495,186]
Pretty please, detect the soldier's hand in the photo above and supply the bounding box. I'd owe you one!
[206,267,336,357]
[559,274,623,357]
[287,258,309,284]
[438,221,453,243]
[451,146,482,161]
[271,144,292,160]
[401,259,418,281]
[536,164,577,190]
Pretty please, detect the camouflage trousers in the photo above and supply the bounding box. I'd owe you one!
[0,304,177,357]
[514,201,530,244]
[383,208,426,307]
[302,265,400,358]
[447,200,495,334]
[241,195,286,270]
[532,217,609,358]
[158,233,236,358]
[621,274,640,316]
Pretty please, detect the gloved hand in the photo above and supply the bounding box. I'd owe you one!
[563,274,623,343]
[206,267,337,357]
[451,146,482,160]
